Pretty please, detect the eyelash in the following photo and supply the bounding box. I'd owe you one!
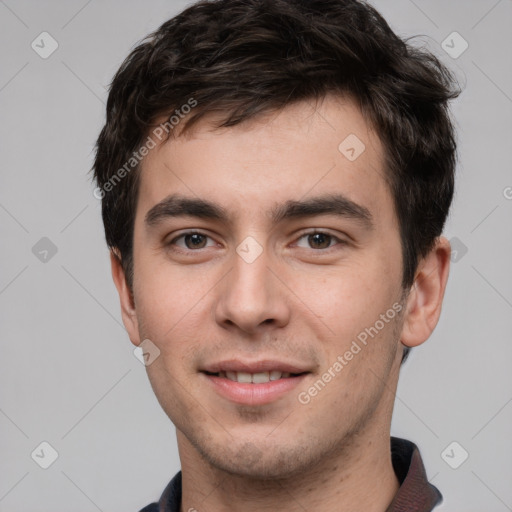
[167,230,347,253]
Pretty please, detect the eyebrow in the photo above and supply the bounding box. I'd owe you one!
[144,193,374,231]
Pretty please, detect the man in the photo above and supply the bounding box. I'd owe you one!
[92,0,460,510]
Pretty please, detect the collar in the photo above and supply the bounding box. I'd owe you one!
[385,437,442,511]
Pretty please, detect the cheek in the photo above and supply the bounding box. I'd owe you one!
[308,258,401,356]
[133,259,212,381]
[134,250,207,332]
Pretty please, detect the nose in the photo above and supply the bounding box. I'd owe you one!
[214,243,291,335]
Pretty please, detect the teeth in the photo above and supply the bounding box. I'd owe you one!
[270,370,282,381]
[237,371,252,383]
[221,370,293,383]
[252,372,269,383]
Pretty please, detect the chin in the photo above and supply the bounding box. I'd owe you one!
[194,437,322,480]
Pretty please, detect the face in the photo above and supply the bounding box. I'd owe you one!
[125,95,408,478]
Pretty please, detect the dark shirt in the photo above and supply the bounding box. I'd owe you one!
[139,437,442,512]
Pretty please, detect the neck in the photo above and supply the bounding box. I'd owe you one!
[177,428,399,512]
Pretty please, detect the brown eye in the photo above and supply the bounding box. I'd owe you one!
[293,230,348,252]
[307,232,332,249]
[184,233,207,249]
[169,232,216,250]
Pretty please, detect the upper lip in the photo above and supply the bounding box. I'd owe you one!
[201,359,311,374]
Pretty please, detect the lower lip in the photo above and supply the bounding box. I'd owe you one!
[201,373,309,406]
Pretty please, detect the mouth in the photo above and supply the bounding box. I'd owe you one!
[200,361,311,405]
[203,370,308,383]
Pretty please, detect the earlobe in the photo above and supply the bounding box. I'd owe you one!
[110,250,141,347]
[400,236,451,348]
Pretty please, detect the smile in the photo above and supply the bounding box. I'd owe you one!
[201,370,309,405]
[206,370,302,383]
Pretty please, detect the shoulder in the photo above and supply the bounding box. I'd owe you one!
[138,503,159,512]
[137,471,182,512]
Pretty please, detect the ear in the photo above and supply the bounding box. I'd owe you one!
[110,250,141,347]
[401,236,451,348]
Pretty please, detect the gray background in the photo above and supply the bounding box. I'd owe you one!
[0,0,511,510]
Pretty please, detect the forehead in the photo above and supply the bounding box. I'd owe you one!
[135,94,394,229]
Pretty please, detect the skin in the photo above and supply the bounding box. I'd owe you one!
[111,94,451,512]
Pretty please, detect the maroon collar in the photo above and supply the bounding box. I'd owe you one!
[385,437,442,512]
